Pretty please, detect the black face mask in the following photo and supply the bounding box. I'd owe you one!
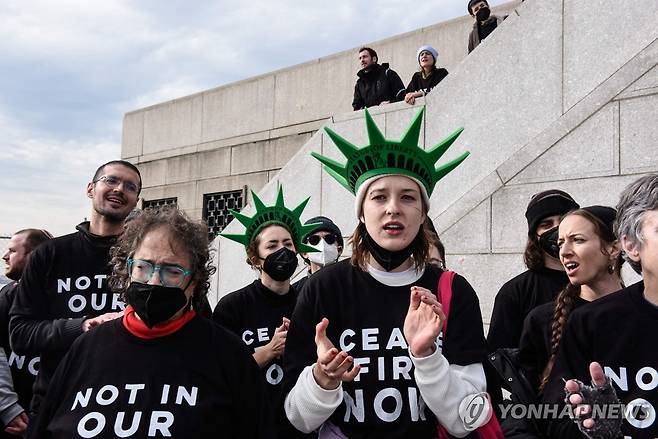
[539,226,560,259]
[125,282,189,329]
[363,230,420,272]
[476,6,491,22]
[262,247,298,282]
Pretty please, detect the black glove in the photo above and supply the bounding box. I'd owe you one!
[564,377,623,439]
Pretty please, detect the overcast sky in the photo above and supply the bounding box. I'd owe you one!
[0,0,506,237]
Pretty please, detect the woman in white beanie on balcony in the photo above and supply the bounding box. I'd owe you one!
[404,45,449,105]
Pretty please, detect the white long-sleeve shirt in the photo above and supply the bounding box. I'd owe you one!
[285,346,487,437]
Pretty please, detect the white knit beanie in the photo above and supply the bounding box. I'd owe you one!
[354,174,430,219]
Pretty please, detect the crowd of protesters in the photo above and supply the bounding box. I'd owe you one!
[1,2,657,438]
[3,138,657,439]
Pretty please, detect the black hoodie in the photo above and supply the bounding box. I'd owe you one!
[9,222,124,414]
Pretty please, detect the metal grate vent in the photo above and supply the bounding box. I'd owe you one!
[143,197,178,210]
[203,189,245,239]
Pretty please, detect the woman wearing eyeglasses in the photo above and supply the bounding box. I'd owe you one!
[27,206,270,438]
[212,186,319,438]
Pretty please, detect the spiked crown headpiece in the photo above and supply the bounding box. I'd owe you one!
[221,186,320,253]
[311,107,469,199]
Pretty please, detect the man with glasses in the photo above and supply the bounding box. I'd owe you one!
[294,216,344,291]
[9,160,141,418]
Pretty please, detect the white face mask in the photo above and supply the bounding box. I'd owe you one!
[307,240,340,267]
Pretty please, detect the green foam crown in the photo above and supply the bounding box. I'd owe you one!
[311,107,469,197]
[221,185,319,253]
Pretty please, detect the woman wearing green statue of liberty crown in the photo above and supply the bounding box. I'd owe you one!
[214,185,321,438]
[282,108,492,438]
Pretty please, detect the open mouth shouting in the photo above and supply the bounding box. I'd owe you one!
[383,221,405,236]
[563,261,580,277]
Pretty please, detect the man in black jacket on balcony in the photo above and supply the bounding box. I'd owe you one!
[352,47,405,111]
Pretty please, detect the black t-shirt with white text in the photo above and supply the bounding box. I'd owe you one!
[9,222,125,413]
[283,260,487,438]
[0,282,39,412]
[27,316,271,439]
[543,282,658,439]
[213,280,311,438]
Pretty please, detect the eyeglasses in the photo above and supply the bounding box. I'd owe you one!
[94,175,140,194]
[306,234,339,246]
[127,258,193,288]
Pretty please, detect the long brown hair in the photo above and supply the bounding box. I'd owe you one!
[540,209,623,390]
[523,233,546,271]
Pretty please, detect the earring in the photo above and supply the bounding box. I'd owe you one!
[607,264,615,274]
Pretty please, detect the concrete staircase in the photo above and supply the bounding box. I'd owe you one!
[211,0,658,326]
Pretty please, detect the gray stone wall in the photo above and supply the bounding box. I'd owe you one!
[121,3,518,218]
[211,0,657,330]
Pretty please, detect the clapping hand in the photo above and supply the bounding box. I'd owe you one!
[403,286,445,358]
[312,318,361,390]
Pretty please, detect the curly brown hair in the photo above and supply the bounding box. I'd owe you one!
[245,236,261,268]
[539,209,623,390]
[108,206,216,311]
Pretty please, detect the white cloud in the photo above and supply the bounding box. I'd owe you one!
[0,108,118,235]
[0,0,507,236]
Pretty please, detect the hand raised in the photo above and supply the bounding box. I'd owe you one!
[312,318,360,390]
[403,286,445,358]
[564,362,622,436]
[268,317,290,359]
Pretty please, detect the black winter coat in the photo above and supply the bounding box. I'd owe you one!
[352,63,405,111]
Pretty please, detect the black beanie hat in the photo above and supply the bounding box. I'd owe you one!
[468,0,487,15]
[525,189,579,233]
[581,205,617,237]
[303,216,343,243]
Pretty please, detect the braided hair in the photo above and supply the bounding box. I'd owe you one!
[539,209,623,390]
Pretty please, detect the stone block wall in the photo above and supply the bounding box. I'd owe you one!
[211,0,658,332]
[121,3,518,220]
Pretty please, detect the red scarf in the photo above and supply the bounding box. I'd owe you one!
[122,305,196,339]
